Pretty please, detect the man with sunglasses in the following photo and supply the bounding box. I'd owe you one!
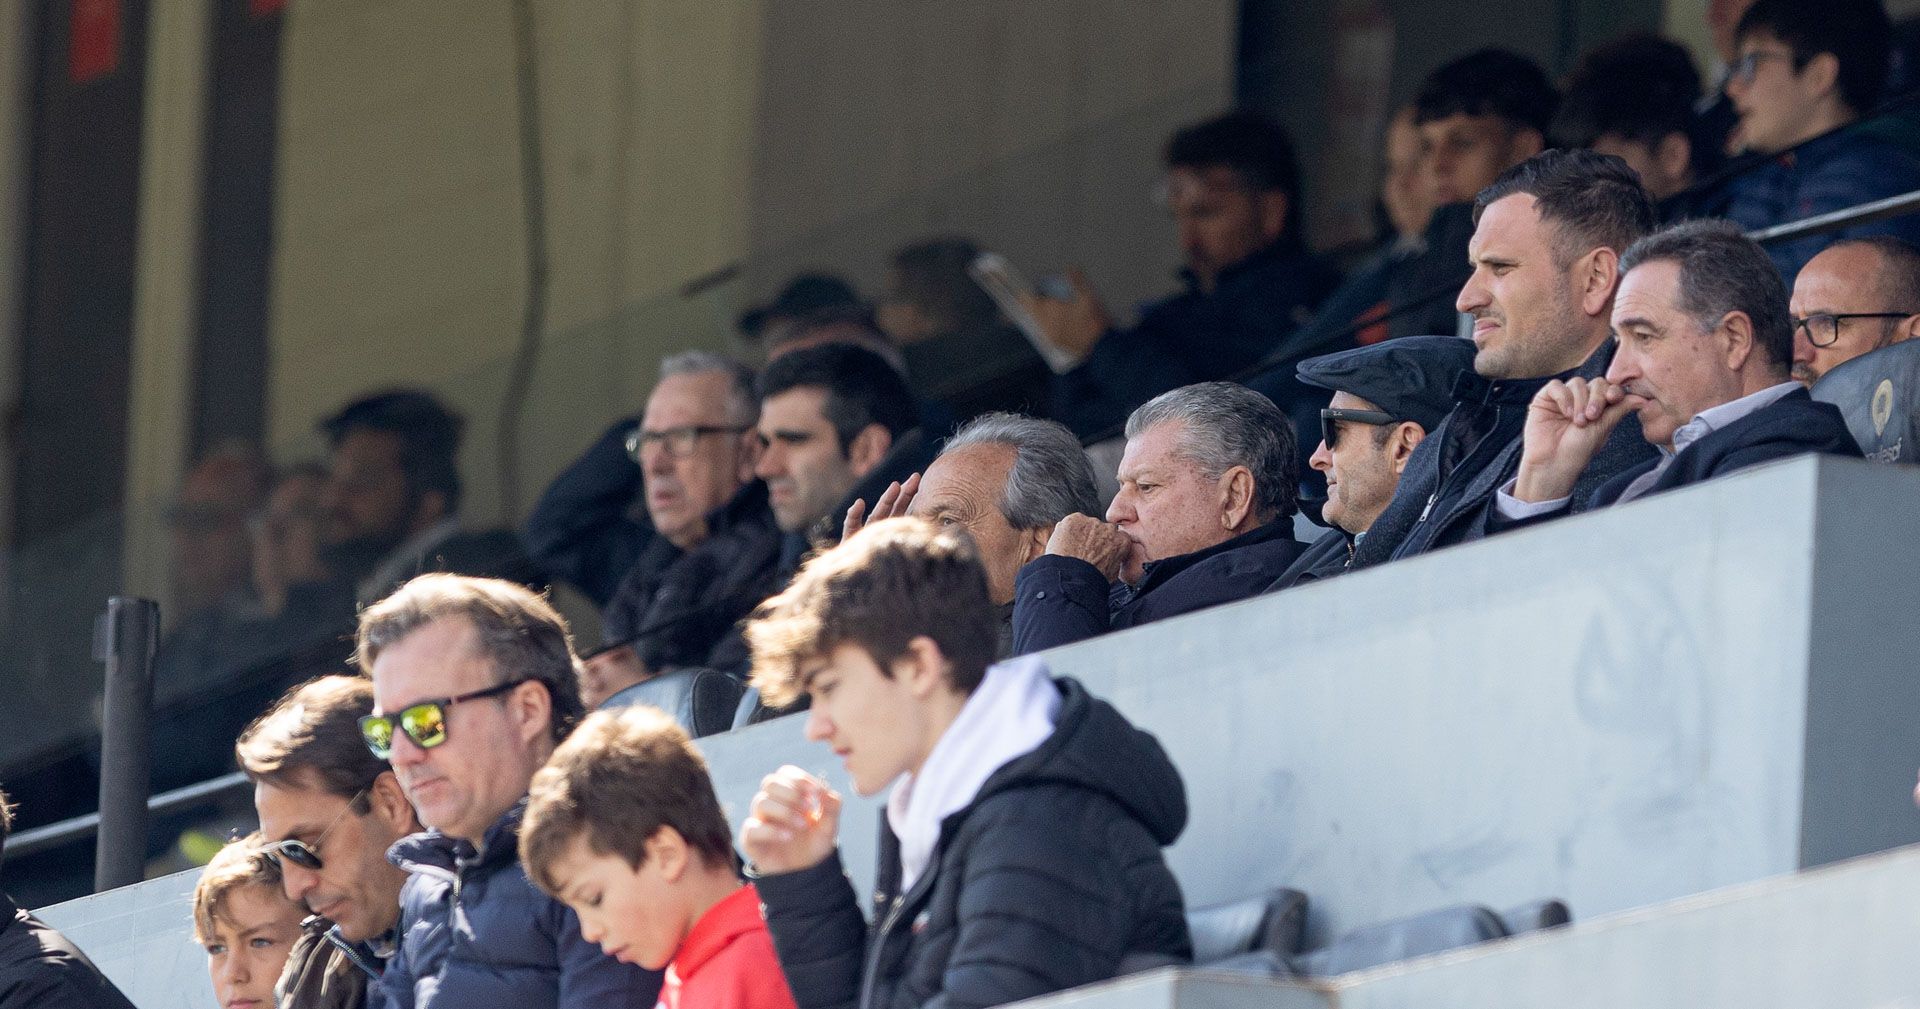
[238,675,424,1009]
[358,574,661,1009]
[1721,0,1920,281]
[1269,336,1478,591]
[1789,237,1920,386]
[1498,220,1860,520]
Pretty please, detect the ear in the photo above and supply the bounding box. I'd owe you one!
[1800,52,1843,105]
[646,826,690,883]
[1655,132,1693,186]
[509,678,554,749]
[370,770,420,834]
[735,429,763,484]
[1389,422,1426,475]
[1895,314,1920,344]
[1510,126,1546,161]
[1018,524,1052,566]
[414,488,450,527]
[845,424,894,479]
[895,636,953,700]
[1577,246,1621,319]
[1217,465,1257,531]
[1255,190,1289,244]
[1719,310,1757,371]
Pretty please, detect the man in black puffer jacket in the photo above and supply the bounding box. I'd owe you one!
[740,519,1190,1009]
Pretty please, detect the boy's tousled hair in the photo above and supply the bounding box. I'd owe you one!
[191,833,286,945]
[520,705,735,898]
[746,518,997,709]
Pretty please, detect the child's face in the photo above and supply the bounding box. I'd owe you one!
[203,884,304,1009]
[550,835,686,970]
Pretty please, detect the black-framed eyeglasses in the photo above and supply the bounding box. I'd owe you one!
[1728,49,1795,86]
[1793,312,1915,348]
[1320,408,1398,450]
[265,787,370,872]
[359,678,531,759]
[624,425,750,462]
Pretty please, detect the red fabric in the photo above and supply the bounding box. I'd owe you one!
[68,0,120,84]
[660,885,797,1009]
[250,0,286,16]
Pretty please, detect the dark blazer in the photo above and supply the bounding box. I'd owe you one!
[752,678,1190,1009]
[522,418,656,607]
[1012,520,1304,655]
[1266,527,1354,592]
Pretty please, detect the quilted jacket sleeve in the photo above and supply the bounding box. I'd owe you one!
[754,852,871,1009]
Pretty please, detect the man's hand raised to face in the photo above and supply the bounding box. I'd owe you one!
[1513,377,1640,503]
[1044,513,1133,582]
[841,472,920,543]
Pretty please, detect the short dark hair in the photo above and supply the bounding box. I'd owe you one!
[236,676,388,804]
[1165,110,1305,247]
[320,390,465,512]
[1620,219,1794,367]
[356,574,587,744]
[1414,49,1559,135]
[1473,149,1659,267]
[1552,34,1706,153]
[1828,235,1920,310]
[890,236,1000,335]
[747,518,998,709]
[757,343,918,454]
[521,706,735,897]
[1737,0,1891,116]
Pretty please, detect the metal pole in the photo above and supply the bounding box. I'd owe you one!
[93,596,158,893]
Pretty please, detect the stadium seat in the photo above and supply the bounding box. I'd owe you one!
[1120,887,1311,974]
[1204,897,1573,979]
[1495,897,1571,934]
[603,667,745,738]
[1811,339,1920,463]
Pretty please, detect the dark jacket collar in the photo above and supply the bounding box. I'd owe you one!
[1133,519,1295,596]
[388,796,527,877]
[708,480,774,537]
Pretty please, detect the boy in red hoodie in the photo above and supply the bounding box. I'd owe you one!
[521,706,797,1009]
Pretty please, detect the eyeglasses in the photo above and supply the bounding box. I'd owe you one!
[265,788,370,871]
[1793,312,1915,348]
[624,425,749,462]
[1320,408,1398,450]
[359,678,530,759]
[1728,49,1795,86]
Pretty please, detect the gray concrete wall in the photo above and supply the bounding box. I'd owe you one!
[38,457,1920,1006]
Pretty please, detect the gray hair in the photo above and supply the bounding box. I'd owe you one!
[1124,382,1298,522]
[1618,219,1792,367]
[941,412,1100,528]
[660,351,758,426]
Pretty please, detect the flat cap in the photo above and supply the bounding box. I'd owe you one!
[1296,335,1476,433]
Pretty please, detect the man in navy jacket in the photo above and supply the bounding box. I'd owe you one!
[1012,382,1304,655]
[1497,220,1860,522]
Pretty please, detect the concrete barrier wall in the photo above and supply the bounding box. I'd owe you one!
[38,456,1920,1006]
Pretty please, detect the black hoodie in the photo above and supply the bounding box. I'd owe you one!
[752,677,1190,1009]
[0,895,136,1009]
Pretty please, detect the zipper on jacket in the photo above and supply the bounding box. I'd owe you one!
[323,929,384,981]
[858,895,907,1009]
[1417,491,1438,523]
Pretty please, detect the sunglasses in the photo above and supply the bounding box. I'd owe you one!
[1320,408,1398,450]
[359,678,530,759]
[266,787,370,871]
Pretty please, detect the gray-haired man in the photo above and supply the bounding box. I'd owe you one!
[1010,382,1305,654]
[844,412,1100,656]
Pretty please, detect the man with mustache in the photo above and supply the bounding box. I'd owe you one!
[1498,219,1860,517]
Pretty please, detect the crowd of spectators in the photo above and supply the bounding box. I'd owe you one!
[9,0,1920,1005]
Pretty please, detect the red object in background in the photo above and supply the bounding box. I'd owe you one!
[69,0,120,84]
[250,0,286,16]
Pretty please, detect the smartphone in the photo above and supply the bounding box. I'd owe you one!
[968,252,1085,374]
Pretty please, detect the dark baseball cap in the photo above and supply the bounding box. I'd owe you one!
[737,274,862,339]
[1296,335,1477,433]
